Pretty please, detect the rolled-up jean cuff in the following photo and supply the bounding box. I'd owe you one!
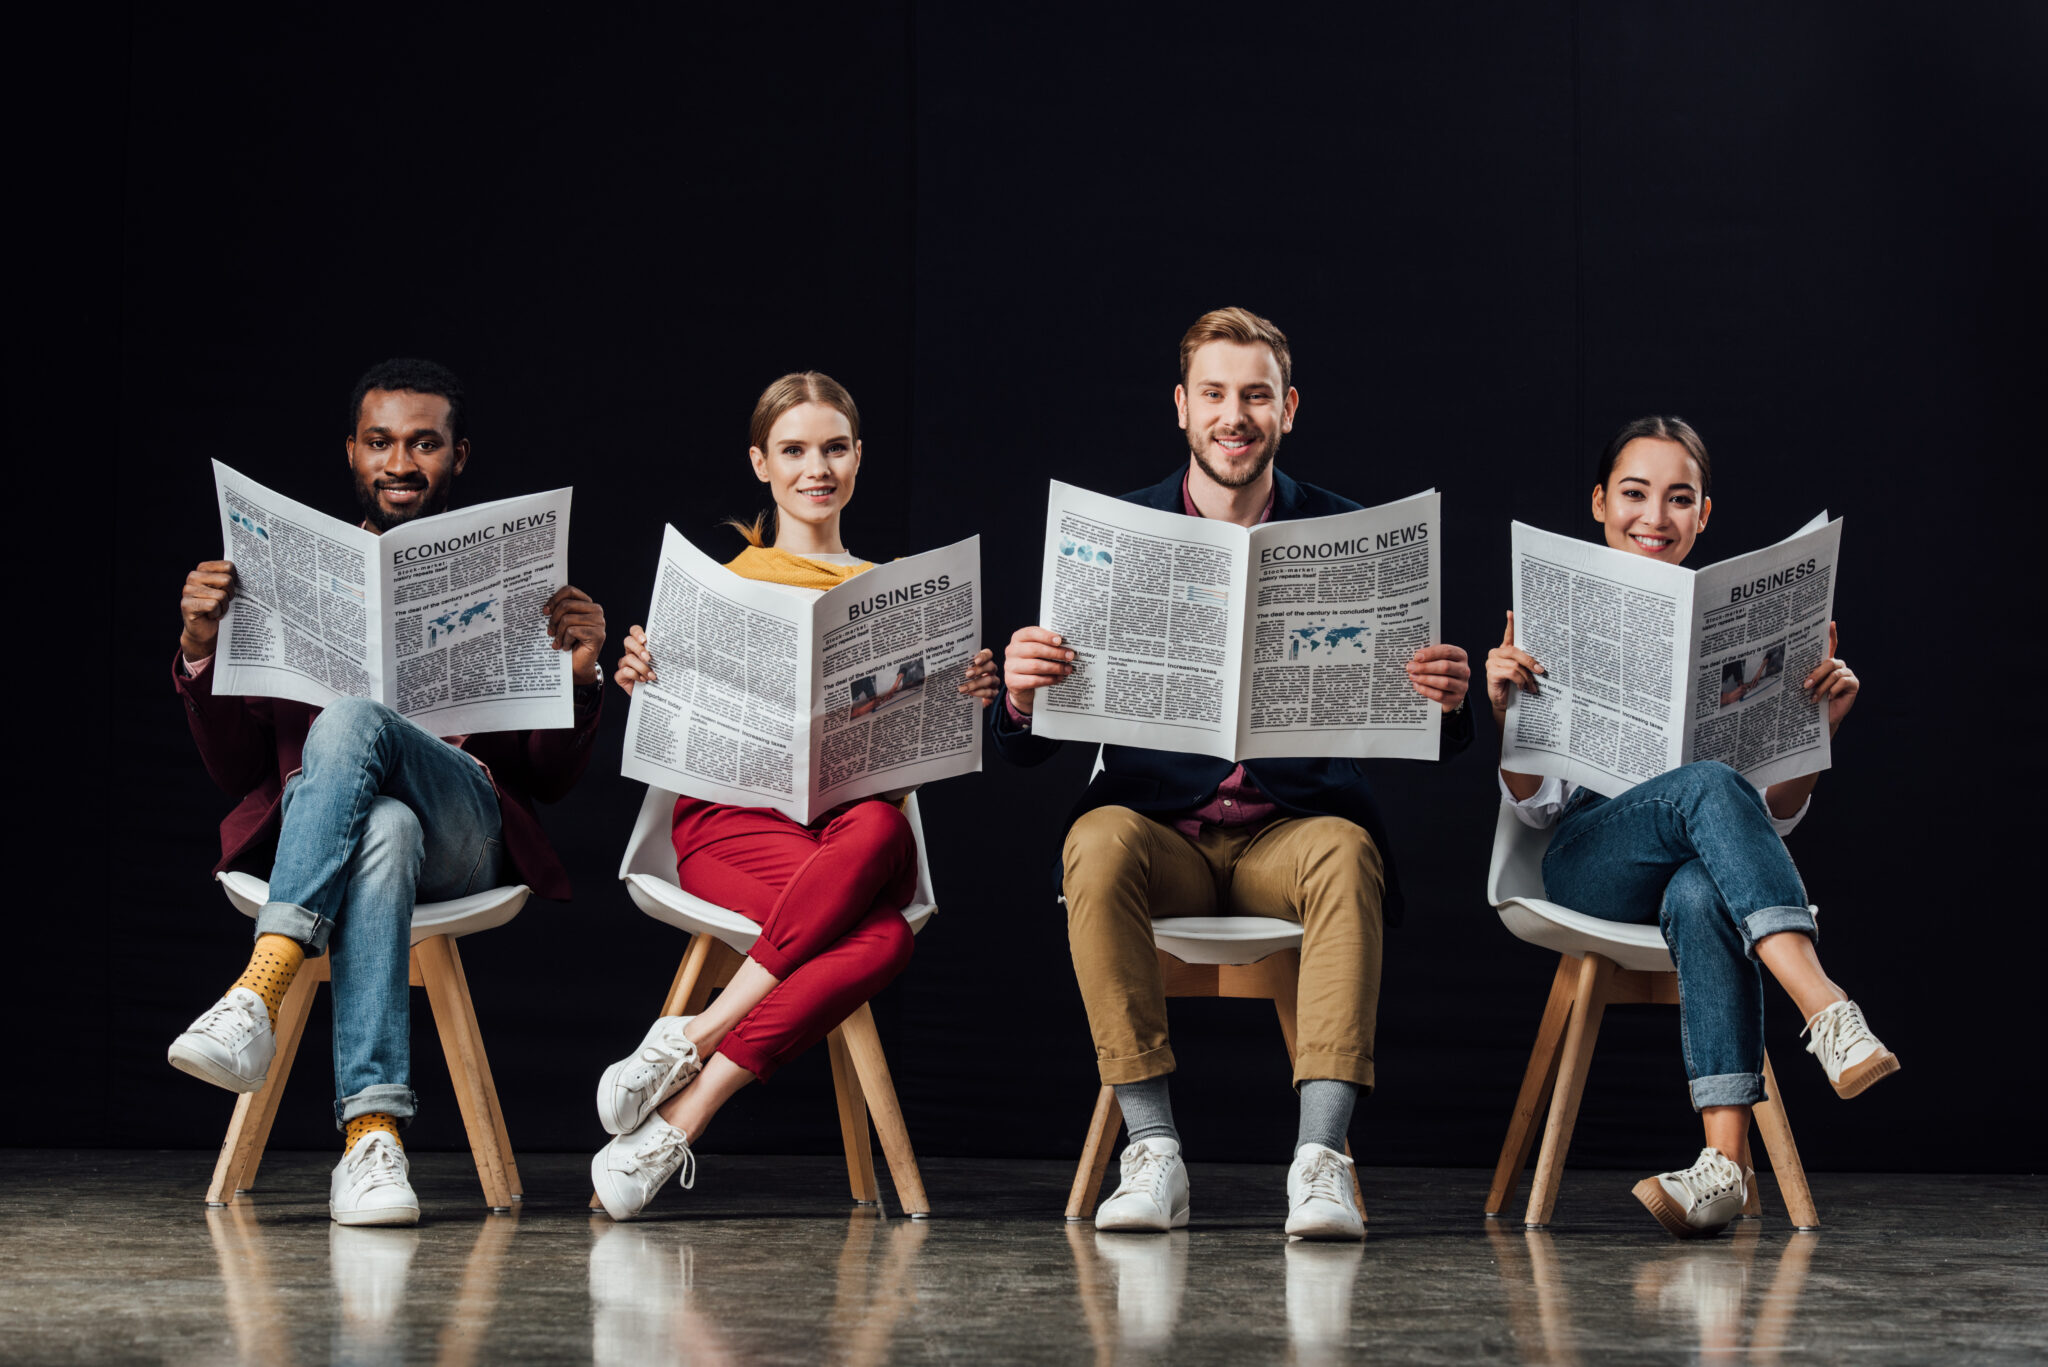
[336,1086,418,1130]
[1689,1071,1767,1111]
[1740,905,1818,957]
[254,901,333,956]
[1097,1044,1177,1087]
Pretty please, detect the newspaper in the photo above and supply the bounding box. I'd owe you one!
[621,527,983,823]
[1030,480,1443,761]
[1501,514,1842,798]
[210,460,575,734]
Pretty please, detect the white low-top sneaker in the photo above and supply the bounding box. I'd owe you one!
[1802,999,1899,1098]
[597,1017,703,1136]
[1095,1138,1190,1233]
[167,988,275,1094]
[1285,1143,1365,1241]
[330,1132,420,1227]
[1633,1147,1745,1239]
[592,1113,698,1222]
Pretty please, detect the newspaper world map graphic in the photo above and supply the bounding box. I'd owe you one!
[427,595,499,647]
[1288,620,1372,660]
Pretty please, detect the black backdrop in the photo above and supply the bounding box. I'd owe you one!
[24,4,2041,1174]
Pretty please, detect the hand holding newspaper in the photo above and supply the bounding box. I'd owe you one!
[210,461,576,734]
[1500,514,1842,798]
[620,528,984,823]
[1030,480,1444,761]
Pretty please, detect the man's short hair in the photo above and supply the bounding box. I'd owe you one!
[1178,307,1292,392]
[348,358,467,442]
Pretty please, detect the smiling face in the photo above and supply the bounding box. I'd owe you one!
[347,389,469,531]
[1593,436,1711,563]
[1175,340,1298,490]
[749,401,861,549]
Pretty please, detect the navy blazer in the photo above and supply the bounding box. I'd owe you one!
[988,465,1473,925]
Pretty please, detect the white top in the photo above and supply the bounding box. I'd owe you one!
[1498,770,1809,839]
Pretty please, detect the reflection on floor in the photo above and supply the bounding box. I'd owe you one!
[2,1151,2042,1365]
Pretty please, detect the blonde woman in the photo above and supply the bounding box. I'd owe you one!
[592,372,1000,1219]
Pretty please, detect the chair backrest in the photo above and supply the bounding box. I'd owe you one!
[1486,802,1557,908]
[619,786,938,918]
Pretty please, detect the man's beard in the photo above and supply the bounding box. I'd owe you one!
[354,475,448,531]
[1188,424,1280,490]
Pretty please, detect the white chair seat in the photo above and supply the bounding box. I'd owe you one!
[1151,916,1303,966]
[216,871,531,944]
[1494,896,1674,973]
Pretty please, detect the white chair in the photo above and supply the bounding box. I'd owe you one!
[1482,802,1819,1229]
[208,872,531,1210]
[1063,750,1365,1222]
[608,785,936,1217]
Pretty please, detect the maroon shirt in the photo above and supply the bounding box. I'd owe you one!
[173,647,603,900]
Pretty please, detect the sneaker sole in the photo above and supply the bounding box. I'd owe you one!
[167,1043,266,1095]
[1833,1051,1899,1099]
[330,1202,420,1227]
[1095,1206,1190,1233]
[1632,1178,1730,1240]
[1286,1219,1365,1242]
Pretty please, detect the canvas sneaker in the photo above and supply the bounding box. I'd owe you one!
[592,1112,698,1222]
[597,1017,703,1135]
[1285,1143,1365,1241]
[1802,999,1899,1098]
[329,1131,420,1227]
[1095,1138,1190,1233]
[168,988,275,1093]
[1632,1146,1746,1239]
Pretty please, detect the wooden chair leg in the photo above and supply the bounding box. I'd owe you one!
[1523,951,1614,1227]
[839,1003,929,1217]
[1486,954,1579,1216]
[206,956,324,1205]
[1271,973,1367,1221]
[661,932,720,1016]
[828,1025,881,1204]
[415,935,515,1211]
[443,938,521,1200]
[1067,1086,1123,1222]
[1753,1051,1820,1228]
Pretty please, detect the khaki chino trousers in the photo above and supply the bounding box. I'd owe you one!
[1061,805,1385,1090]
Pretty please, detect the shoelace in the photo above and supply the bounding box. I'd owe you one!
[195,995,259,1046]
[623,1125,697,1191]
[1668,1149,1741,1206]
[1801,1001,1873,1065]
[1116,1147,1176,1201]
[622,1025,698,1091]
[1298,1149,1354,1206]
[351,1135,408,1190]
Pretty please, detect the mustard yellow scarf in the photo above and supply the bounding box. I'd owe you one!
[725,545,874,590]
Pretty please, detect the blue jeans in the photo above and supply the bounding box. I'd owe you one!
[254,698,503,1129]
[1540,761,1816,1111]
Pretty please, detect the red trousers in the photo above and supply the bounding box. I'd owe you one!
[670,797,917,1080]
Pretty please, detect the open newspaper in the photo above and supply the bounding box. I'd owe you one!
[1031,480,1443,761]
[1501,514,1841,798]
[621,528,983,823]
[210,461,575,734]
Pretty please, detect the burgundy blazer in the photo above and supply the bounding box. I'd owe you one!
[173,648,604,900]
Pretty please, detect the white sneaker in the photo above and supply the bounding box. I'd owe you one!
[330,1132,420,1227]
[592,1113,697,1221]
[1094,1138,1190,1233]
[1285,1143,1365,1241]
[597,1017,703,1135]
[1633,1147,1745,1239]
[168,988,275,1093]
[1802,999,1899,1098]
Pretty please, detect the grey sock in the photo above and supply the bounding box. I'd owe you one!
[1115,1076,1179,1147]
[1296,1079,1359,1155]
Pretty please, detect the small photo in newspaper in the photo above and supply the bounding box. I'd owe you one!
[1717,638,1787,709]
[849,656,927,718]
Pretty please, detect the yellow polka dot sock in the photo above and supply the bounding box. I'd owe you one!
[229,933,305,1025]
[344,1113,403,1152]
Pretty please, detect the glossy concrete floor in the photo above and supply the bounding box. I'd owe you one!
[1,1151,2041,1365]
